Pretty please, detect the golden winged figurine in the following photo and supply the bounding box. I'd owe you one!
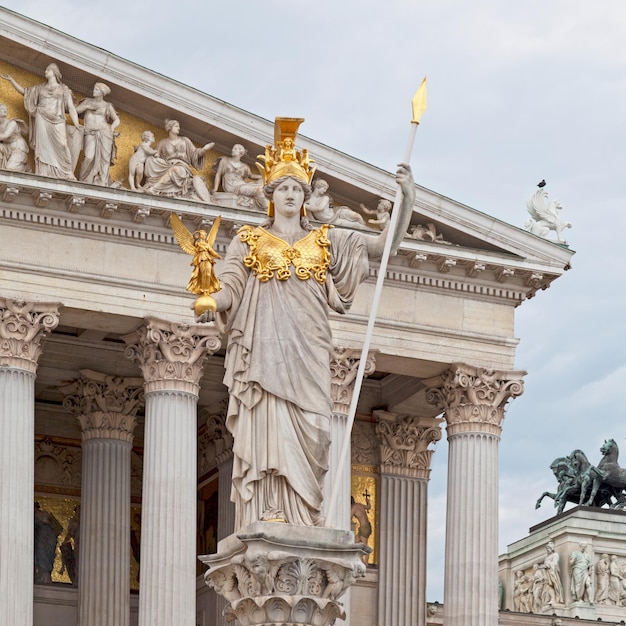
[170,213,222,315]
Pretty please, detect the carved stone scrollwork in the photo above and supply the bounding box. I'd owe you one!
[424,364,525,437]
[35,438,82,488]
[123,318,221,394]
[351,420,380,466]
[375,410,442,478]
[202,522,368,626]
[0,298,60,372]
[330,346,376,415]
[61,369,144,442]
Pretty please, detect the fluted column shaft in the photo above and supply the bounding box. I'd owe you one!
[376,411,441,626]
[0,299,59,626]
[325,347,376,530]
[124,319,221,626]
[63,371,143,626]
[216,450,235,626]
[425,364,524,626]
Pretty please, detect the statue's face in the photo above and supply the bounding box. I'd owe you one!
[273,177,305,217]
[232,144,245,157]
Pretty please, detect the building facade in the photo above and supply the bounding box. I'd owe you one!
[0,8,574,626]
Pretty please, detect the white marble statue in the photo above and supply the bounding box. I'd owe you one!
[213,143,266,211]
[595,553,610,604]
[0,103,30,172]
[128,131,156,190]
[75,82,120,186]
[142,119,213,202]
[1,63,81,179]
[513,569,531,612]
[570,542,593,603]
[305,178,371,228]
[199,119,415,531]
[538,541,564,606]
[525,186,571,243]
[360,198,392,229]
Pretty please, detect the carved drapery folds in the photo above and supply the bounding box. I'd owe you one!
[375,410,442,479]
[123,318,221,395]
[62,369,144,442]
[330,347,376,415]
[0,298,60,371]
[425,364,525,437]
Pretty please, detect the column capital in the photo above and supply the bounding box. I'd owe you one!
[375,410,442,479]
[330,346,376,415]
[0,298,60,372]
[424,363,525,437]
[62,369,144,443]
[123,318,222,395]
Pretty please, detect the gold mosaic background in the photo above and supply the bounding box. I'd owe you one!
[0,59,218,187]
[35,495,141,590]
[351,466,378,566]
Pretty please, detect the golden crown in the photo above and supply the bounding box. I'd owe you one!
[256,117,315,186]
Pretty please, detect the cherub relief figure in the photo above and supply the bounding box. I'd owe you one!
[128,131,157,190]
[360,198,391,229]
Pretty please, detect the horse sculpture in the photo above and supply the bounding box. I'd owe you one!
[536,443,624,515]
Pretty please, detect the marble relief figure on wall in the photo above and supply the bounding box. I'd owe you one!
[305,178,372,229]
[197,118,415,531]
[142,119,213,202]
[213,143,266,211]
[1,63,81,179]
[75,82,120,186]
[0,103,30,172]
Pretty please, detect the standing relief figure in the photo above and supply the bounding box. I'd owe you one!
[76,82,120,186]
[0,103,30,172]
[595,554,610,604]
[538,541,564,607]
[569,542,593,603]
[213,143,266,211]
[1,63,81,179]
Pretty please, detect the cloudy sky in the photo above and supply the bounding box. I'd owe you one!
[4,0,626,602]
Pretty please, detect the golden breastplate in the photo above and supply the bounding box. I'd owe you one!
[239,225,331,284]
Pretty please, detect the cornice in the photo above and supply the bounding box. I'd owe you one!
[0,173,565,306]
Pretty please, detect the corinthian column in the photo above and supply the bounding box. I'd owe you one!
[325,347,376,530]
[375,411,442,626]
[124,319,221,626]
[62,370,144,626]
[425,364,524,626]
[0,298,59,626]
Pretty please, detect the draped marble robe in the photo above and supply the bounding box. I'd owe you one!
[216,226,369,530]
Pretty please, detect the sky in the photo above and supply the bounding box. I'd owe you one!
[3,0,626,603]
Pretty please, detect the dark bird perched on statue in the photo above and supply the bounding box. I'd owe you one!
[537,179,546,188]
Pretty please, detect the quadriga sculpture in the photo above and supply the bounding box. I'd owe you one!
[536,439,626,515]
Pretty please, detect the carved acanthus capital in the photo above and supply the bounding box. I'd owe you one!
[123,318,222,394]
[202,522,368,626]
[330,347,376,415]
[0,298,60,372]
[424,364,525,437]
[375,410,442,478]
[199,409,233,474]
[61,370,144,442]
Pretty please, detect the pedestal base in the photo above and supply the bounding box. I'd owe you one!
[200,522,369,626]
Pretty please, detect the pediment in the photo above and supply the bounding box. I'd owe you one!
[0,7,573,302]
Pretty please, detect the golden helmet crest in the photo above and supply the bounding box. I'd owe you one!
[257,118,316,215]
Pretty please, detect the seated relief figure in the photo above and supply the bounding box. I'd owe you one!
[142,119,213,202]
[2,63,81,179]
[360,198,392,230]
[213,143,267,211]
[76,82,120,186]
[305,178,373,229]
[197,118,415,530]
[0,103,31,172]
